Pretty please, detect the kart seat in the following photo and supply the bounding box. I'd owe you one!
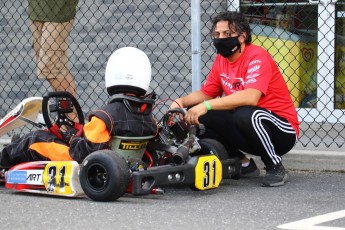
[110,135,154,164]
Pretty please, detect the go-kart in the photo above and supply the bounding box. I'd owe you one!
[0,91,241,201]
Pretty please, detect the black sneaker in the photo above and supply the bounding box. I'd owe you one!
[262,163,288,187]
[241,158,260,177]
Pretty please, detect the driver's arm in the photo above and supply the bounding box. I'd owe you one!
[69,116,111,163]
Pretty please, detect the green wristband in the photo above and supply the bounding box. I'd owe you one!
[204,100,212,111]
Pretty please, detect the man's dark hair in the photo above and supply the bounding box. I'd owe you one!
[211,11,252,44]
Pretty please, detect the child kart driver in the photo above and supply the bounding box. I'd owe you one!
[0,47,157,170]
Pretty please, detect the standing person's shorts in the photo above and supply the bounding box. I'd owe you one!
[30,19,74,80]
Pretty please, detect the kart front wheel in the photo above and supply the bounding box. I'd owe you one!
[196,138,229,160]
[197,138,241,180]
[79,150,130,201]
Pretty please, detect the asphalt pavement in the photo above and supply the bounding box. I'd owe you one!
[1,135,345,230]
[1,167,344,230]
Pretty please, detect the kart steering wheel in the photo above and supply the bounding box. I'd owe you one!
[42,92,84,141]
[162,108,189,142]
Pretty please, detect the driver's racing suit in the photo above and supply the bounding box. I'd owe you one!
[0,100,157,168]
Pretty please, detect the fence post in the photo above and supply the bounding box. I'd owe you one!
[191,0,201,91]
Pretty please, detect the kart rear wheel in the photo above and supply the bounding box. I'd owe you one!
[79,150,130,201]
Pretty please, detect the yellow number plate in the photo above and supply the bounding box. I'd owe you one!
[194,155,222,190]
[43,161,77,195]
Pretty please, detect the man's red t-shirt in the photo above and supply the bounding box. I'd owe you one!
[201,43,299,136]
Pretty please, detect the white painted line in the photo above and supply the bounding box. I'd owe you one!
[278,210,345,230]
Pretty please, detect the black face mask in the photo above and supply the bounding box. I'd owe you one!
[213,36,241,58]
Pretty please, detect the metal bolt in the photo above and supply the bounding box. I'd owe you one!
[175,173,181,181]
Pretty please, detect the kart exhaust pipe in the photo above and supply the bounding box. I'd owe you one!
[171,145,190,165]
[172,125,198,165]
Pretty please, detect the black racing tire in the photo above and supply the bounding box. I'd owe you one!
[79,150,130,202]
[196,138,229,160]
[189,138,229,191]
[197,138,241,180]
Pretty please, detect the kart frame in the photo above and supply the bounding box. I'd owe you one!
[2,92,241,201]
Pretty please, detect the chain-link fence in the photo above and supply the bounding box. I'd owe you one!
[1,0,345,149]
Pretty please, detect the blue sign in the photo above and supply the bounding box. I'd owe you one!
[7,170,27,184]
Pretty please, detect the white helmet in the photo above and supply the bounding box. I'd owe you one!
[105,47,152,96]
